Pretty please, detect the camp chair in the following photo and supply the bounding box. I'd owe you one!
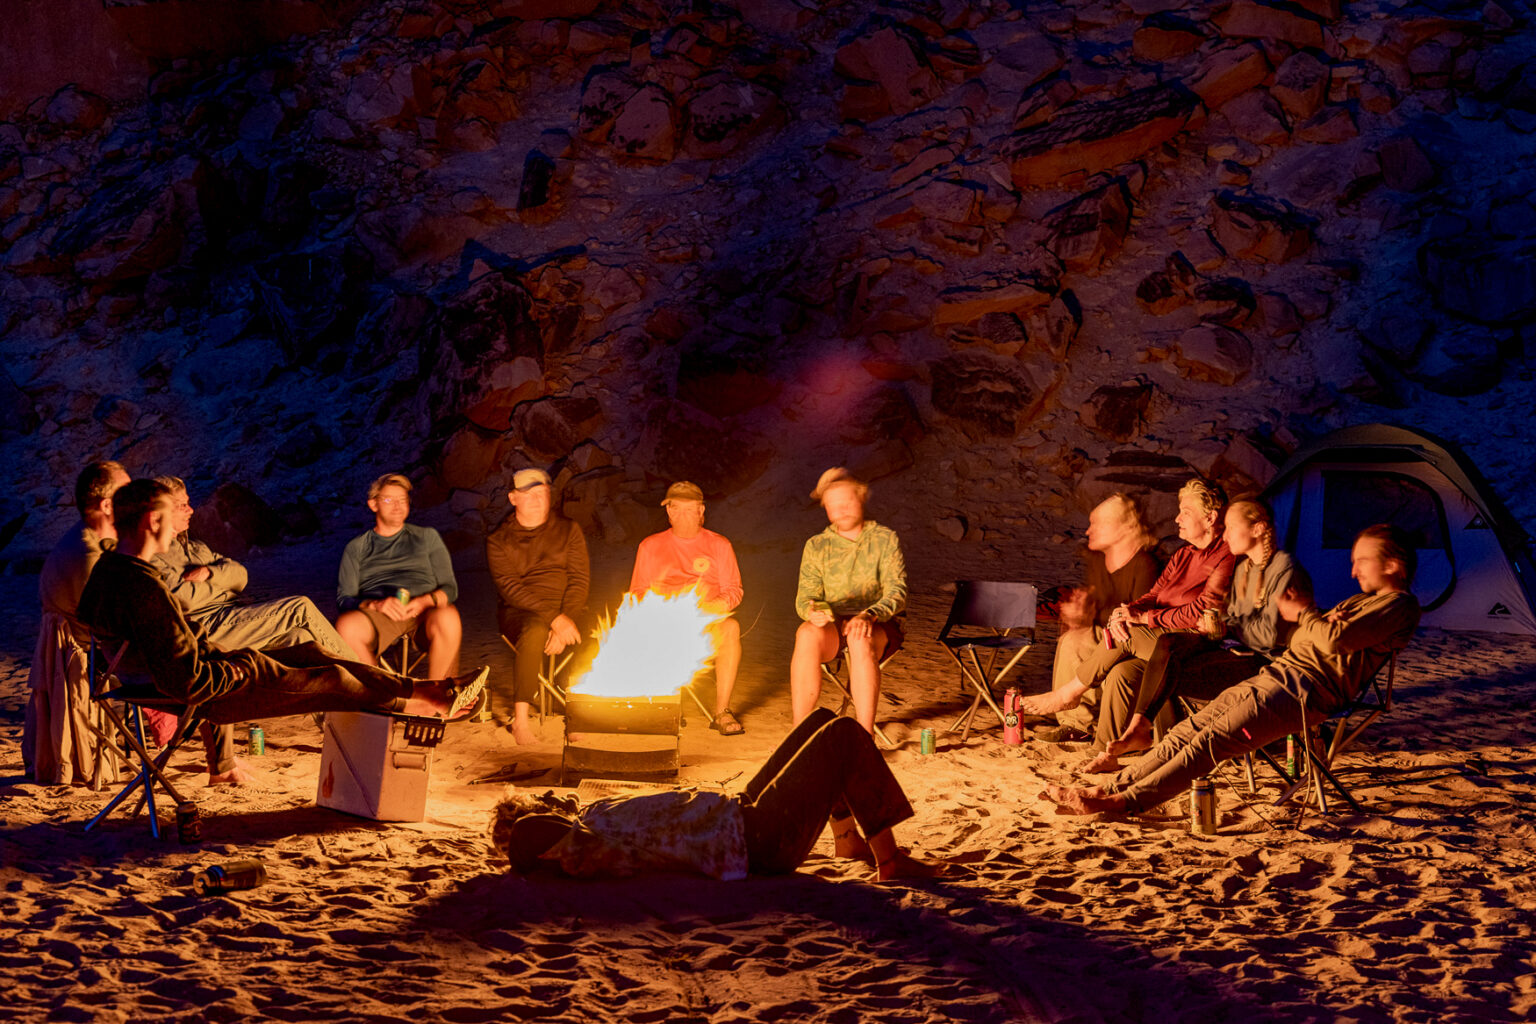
[1275,651,1400,815]
[500,633,575,722]
[82,638,204,838]
[382,630,427,678]
[821,648,899,748]
[936,581,1037,743]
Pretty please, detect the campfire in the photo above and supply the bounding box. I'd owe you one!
[563,589,721,782]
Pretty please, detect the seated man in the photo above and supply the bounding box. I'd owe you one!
[789,469,907,735]
[335,474,461,679]
[25,460,131,785]
[78,479,485,728]
[1043,524,1420,818]
[486,468,589,745]
[1043,492,1161,741]
[629,481,746,735]
[152,476,357,659]
[1021,478,1235,730]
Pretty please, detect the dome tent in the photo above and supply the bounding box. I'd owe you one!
[1264,424,1536,636]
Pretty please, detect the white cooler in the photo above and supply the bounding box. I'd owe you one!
[316,711,445,822]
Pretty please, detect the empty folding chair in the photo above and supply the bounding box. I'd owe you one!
[936,581,1037,743]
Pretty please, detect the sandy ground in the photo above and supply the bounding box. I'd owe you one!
[3,532,1535,1023]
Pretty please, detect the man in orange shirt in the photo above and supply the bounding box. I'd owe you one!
[629,481,746,735]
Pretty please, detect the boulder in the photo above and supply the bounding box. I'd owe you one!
[1295,105,1357,144]
[94,395,141,434]
[836,384,922,446]
[1271,52,1330,121]
[1378,136,1436,192]
[636,400,775,497]
[1132,12,1205,61]
[930,352,1046,436]
[1402,327,1505,396]
[1136,252,1200,315]
[495,0,602,19]
[54,155,207,283]
[1046,180,1133,272]
[1076,450,1196,529]
[439,423,508,490]
[1173,325,1253,385]
[610,84,677,162]
[190,482,284,557]
[1256,291,1304,337]
[1210,190,1314,264]
[1192,277,1255,326]
[578,69,638,141]
[932,252,1061,324]
[1219,90,1290,146]
[462,356,546,432]
[684,78,783,158]
[43,85,111,134]
[676,350,784,419]
[1211,433,1280,492]
[1084,380,1154,442]
[343,65,419,125]
[517,149,557,211]
[1419,235,1536,325]
[1006,84,1200,188]
[1214,0,1325,50]
[834,24,940,120]
[1022,291,1083,359]
[515,395,605,461]
[275,422,334,469]
[1190,43,1271,110]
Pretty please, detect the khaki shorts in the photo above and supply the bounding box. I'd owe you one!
[361,606,422,657]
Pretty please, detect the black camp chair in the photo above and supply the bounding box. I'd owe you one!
[936,581,1038,743]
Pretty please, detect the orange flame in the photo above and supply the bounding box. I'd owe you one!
[568,588,718,699]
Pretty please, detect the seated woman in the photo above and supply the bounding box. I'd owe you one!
[1042,493,1161,740]
[1082,498,1307,773]
[491,708,945,882]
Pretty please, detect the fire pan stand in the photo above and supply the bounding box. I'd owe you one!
[562,692,682,784]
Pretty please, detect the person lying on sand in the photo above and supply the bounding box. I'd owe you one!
[1042,525,1419,818]
[78,479,487,727]
[492,708,946,882]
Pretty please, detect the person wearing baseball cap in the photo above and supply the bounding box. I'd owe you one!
[487,467,589,744]
[629,481,747,735]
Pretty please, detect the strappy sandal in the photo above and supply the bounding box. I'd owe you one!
[711,708,745,736]
[447,666,490,719]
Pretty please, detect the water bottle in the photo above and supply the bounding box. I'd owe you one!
[192,859,268,895]
[1002,687,1023,745]
[1191,777,1217,835]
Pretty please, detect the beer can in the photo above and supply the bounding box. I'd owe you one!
[1199,608,1223,640]
[1285,734,1297,778]
[176,802,202,844]
[919,728,935,755]
[1191,777,1217,835]
[192,859,268,896]
[248,724,265,756]
[395,587,411,605]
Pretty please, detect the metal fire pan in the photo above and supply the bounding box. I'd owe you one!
[564,693,682,736]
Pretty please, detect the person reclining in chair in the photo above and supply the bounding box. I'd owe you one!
[78,480,486,730]
[1042,524,1420,818]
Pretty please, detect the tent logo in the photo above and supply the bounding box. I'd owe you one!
[1467,514,1490,529]
[1489,603,1512,617]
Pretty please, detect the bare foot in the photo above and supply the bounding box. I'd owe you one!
[1043,784,1126,816]
[509,719,538,746]
[875,850,950,881]
[1018,689,1081,716]
[1111,714,1154,757]
[831,817,874,863]
[404,667,489,719]
[1043,782,1108,803]
[207,758,259,786]
[1077,750,1119,774]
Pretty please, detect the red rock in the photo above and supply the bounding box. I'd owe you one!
[1256,292,1304,336]
[43,85,110,133]
[1023,291,1082,358]
[930,352,1046,436]
[1295,104,1357,143]
[1046,180,1132,272]
[1272,52,1330,121]
[495,0,601,18]
[1378,136,1436,192]
[933,263,1060,324]
[1219,89,1290,145]
[834,25,939,120]
[1190,43,1272,110]
[1132,13,1206,61]
[911,179,983,224]
[610,84,676,162]
[1215,0,1325,50]
[1210,190,1313,264]
[578,69,638,140]
[684,78,782,158]
[1173,325,1253,385]
[1006,84,1199,188]
[1085,380,1154,441]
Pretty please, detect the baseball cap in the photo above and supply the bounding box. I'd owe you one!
[661,481,705,506]
[512,468,551,491]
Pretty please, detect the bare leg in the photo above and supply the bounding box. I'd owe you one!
[208,758,258,786]
[335,611,379,667]
[1111,713,1154,757]
[710,617,742,716]
[868,829,948,881]
[403,667,488,719]
[790,621,839,724]
[1077,750,1121,774]
[510,700,537,745]
[830,813,873,862]
[422,604,462,679]
[1019,678,1087,716]
[845,628,888,735]
[1042,783,1126,816]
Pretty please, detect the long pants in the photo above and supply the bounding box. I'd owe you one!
[739,707,913,875]
[1134,633,1269,721]
[1051,626,1102,731]
[1083,625,1162,747]
[499,609,551,706]
[195,597,359,661]
[1110,673,1325,811]
[191,642,412,725]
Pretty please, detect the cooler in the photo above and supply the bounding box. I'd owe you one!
[316,711,445,822]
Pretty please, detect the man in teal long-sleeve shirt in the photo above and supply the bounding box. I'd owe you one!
[790,468,907,735]
[336,474,461,678]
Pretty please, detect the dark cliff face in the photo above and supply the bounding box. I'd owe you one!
[1,0,1534,562]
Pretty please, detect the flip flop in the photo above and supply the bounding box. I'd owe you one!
[711,708,745,736]
[447,666,490,719]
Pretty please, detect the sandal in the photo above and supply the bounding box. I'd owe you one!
[447,666,490,720]
[711,708,745,736]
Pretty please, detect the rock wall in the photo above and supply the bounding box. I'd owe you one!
[2,0,1534,563]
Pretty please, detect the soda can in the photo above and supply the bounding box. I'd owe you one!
[248,724,265,756]
[1285,734,1297,778]
[1191,777,1217,835]
[395,587,411,605]
[919,728,935,755]
[1002,687,1023,745]
[176,802,202,844]
[192,859,268,896]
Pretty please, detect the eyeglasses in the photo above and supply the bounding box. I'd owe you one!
[378,498,409,508]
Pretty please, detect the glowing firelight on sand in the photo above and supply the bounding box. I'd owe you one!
[568,589,718,699]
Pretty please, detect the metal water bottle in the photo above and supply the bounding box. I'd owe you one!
[1002,687,1023,745]
[1191,777,1217,835]
[192,859,268,895]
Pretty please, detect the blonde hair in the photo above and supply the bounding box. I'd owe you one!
[1227,498,1276,603]
[811,467,869,504]
[1178,477,1226,518]
[368,473,413,502]
[1100,492,1157,551]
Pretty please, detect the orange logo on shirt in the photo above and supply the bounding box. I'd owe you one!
[692,556,713,576]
